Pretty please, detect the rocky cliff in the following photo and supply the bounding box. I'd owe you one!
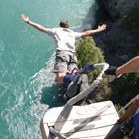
[102,0,139,66]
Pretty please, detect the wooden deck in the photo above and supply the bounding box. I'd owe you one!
[41,101,119,139]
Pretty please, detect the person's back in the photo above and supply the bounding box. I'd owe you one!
[21,14,106,85]
[47,27,81,52]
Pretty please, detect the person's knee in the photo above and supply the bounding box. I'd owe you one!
[57,78,64,84]
[56,72,66,84]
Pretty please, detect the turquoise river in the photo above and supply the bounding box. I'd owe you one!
[0,0,106,138]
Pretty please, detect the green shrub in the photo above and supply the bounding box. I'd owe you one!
[76,36,105,83]
[110,72,139,106]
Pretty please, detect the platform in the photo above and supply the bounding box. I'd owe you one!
[41,101,119,139]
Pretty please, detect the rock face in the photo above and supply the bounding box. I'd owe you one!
[103,0,139,19]
[101,0,139,65]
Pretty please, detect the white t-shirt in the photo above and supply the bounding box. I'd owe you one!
[47,28,82,52]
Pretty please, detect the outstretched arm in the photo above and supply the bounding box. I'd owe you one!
[81,24,107,37]
[21,14,48,33]
[116,56,139,76]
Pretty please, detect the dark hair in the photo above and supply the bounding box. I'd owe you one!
[59,20,69,28]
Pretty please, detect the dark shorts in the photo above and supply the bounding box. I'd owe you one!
[53,51,78,73]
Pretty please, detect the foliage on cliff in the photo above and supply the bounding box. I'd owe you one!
[107,72,139,106]
[75,36,110,102]
[76,36,104,83]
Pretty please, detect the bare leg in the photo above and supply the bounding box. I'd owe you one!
[116,56,139,76]
[56,72,66,84]
[56,68,80,84]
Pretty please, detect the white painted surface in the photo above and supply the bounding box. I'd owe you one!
[42,101,119,138]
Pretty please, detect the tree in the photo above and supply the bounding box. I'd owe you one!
[76,36,109,102]
[76,36,104,83]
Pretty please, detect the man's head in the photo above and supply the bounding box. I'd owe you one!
[59,20,69,28]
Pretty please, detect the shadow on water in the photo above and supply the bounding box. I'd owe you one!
[40,84,66,108]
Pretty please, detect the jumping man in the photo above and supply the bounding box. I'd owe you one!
[21,14,107,91]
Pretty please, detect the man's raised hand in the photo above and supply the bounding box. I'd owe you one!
[21,14,29,23]
[97,24,107,32]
